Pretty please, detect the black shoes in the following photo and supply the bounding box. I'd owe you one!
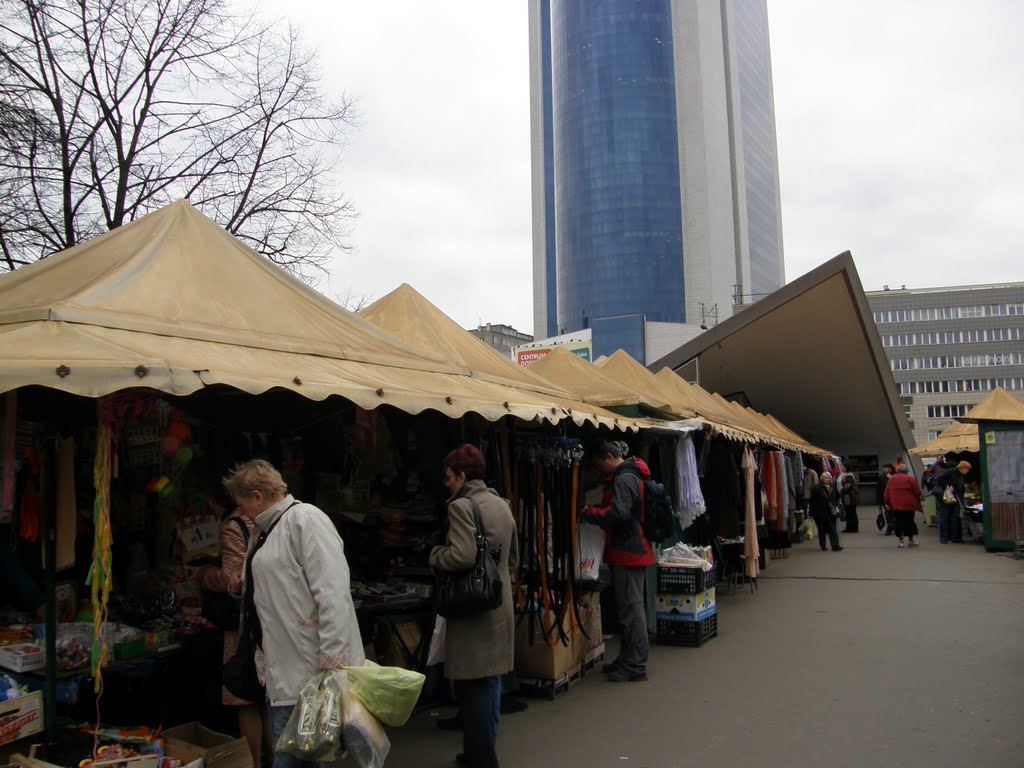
[607,669,648,683]
[832,546,843,551]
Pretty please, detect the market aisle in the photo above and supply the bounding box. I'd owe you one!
[386,512,1024,768]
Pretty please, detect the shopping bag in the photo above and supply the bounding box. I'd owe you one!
[942,485,956,504]
[343,660,426,727]
[340,674,391,768]
[275,671,344,761]
[875,510,886,531]
[801,519,817,541]
[426,615,446,667]
[576,522,604,581]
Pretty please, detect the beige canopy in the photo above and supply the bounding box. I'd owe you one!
[359,283,643,431]
[524,347,645,408]
[909,421,979,457]
[0,201,624,426]
[956,387,1024,424]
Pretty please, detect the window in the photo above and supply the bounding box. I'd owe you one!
[1007,303,1024,315]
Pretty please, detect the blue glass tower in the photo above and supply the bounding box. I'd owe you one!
[552,1,686,339]
[529,0,786,361]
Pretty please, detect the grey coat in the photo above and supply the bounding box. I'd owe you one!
[429,479,518,680]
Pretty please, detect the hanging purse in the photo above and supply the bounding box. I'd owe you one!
[434,498,504,619]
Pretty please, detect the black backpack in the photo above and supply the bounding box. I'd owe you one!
[639,477,675,544]
[619,464,675,544]
[202,517,250,631]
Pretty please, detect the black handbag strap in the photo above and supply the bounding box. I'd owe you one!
[467,497,487,549]
[242,500,300,648]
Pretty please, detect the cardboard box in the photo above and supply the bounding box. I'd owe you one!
[163,722,252,768]
[572,592,603,667]
[655,589,716,622]
[0,690,43,746]
[515,611,575,680]
[0,644,45,674]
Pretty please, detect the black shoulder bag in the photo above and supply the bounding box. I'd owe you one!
[222,502,297,701]
[434,498,504,619]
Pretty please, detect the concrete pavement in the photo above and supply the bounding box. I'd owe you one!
[386,513,1024,767]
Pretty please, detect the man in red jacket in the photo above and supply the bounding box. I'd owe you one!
[582,440,655,683]
[883,464,923,548]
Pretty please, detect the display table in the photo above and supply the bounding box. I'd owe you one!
[357,599,433,671]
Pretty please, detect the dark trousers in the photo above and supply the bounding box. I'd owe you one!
[893,509,919,539]
[814,514,841,550]
[937,501,961,542]
[611,565,649,676]
[843,504,859,531]
[455,676,501,768]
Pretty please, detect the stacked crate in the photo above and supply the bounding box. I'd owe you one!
[654,564,718,647]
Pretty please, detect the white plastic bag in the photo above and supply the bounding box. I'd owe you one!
[576,522,604,581]
[338,671,391,768]
[427,616,446,666]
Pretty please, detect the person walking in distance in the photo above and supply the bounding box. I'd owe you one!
[934,460,971,544]
[883,464,923,548]
[809,472,843,551]
[877,464,895,535]
[838,463,860,532]
[582,440,655,683]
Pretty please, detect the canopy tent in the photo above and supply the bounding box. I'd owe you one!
[523,346,645,408]
[908,421,979,457]
[650,363,827,453]
[359,283,642,431]
[956,387,1024,424]
[594,350,698,419]
[0,201,608,426]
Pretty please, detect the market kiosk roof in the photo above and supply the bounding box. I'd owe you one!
[594,350,698,419]
[359,283,644,431]
[0,201,622,427]
[909,421,978,456]
[523,346,646,408]
[956,387,1024,424]
[649,252,915,462]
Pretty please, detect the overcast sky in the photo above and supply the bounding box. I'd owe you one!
[259,0,1024,335]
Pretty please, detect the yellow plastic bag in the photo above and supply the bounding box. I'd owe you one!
[343,660,426,727]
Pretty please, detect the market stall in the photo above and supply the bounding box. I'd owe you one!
[956,388,1024,552]
[0,201,646,762]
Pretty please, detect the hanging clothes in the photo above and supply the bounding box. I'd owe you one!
[674,434,706,531]
[741,448,760,581]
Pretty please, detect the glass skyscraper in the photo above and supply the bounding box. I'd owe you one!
[530,0,785,360]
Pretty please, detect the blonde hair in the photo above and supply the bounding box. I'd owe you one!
[222,459,287,500]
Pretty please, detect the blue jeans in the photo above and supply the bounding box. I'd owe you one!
[269,703,323,768]
[454,676,501,768]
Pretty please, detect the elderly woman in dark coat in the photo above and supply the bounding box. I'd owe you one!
[430,444,518,768]
[809,471,843,552]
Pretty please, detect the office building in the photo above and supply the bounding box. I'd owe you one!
[529,0,785,361]
[468,323,533,360]
[866,283,1024,447]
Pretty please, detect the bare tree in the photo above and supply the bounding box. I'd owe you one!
[0,0,358,278]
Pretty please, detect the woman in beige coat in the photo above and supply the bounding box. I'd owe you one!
[430,444,517,768]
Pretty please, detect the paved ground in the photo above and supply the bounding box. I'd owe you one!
[386,512,1024,768]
